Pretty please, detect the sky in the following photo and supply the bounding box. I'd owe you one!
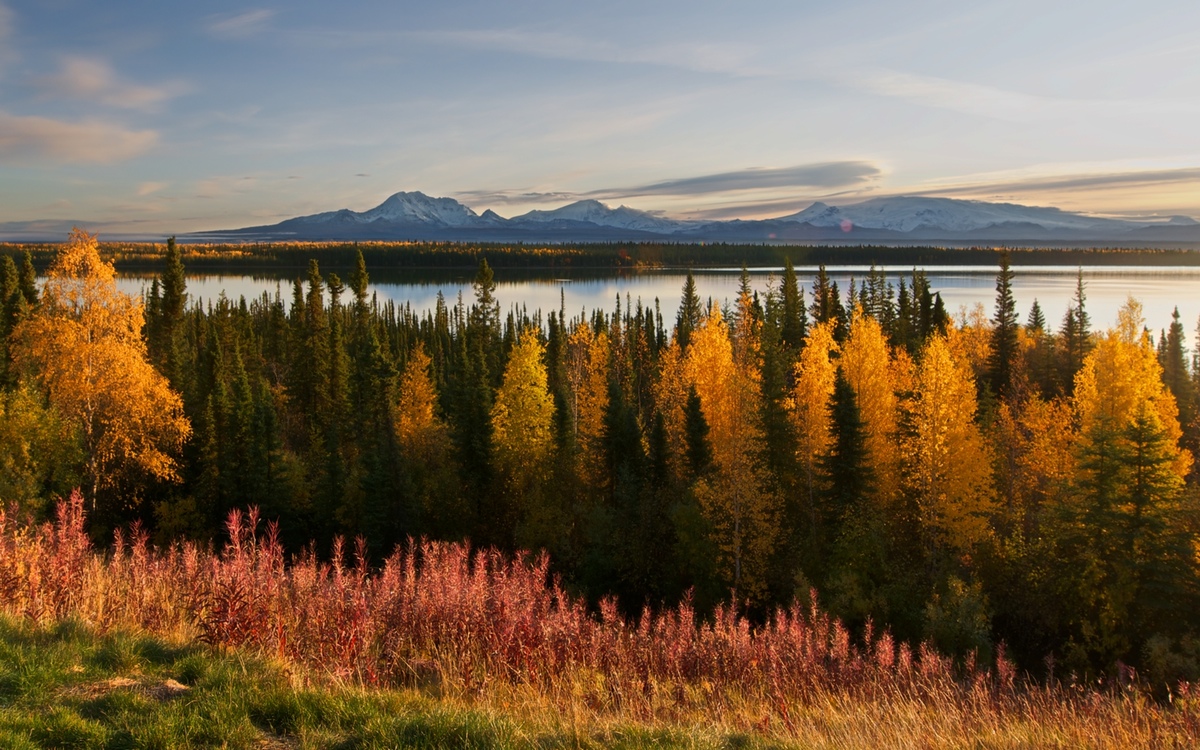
[1,0,1199,235]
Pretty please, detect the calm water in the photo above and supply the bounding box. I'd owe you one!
[116,266,1200,335]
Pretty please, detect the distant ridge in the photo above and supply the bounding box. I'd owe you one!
[104,192,1200,245]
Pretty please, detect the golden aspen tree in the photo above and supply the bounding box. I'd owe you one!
[653,341,690,481]
[1073,298,1192,479]
[903,335,996,552]
[491,328,555,494]
[565,322,610,485]
[947,303,993,387]
[685,304,779,603]
[684,305,743,457]
[731,276,761,372]
[991,396,1075,531]
[394,344,462,534]
[1060,299,1194,666]
[394,345,450,461]
[13,228,190,506]
[839,309,901,503]
[788,320,840,511]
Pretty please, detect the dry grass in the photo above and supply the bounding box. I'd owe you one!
[3,492,1198,748]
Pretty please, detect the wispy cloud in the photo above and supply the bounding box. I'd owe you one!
[207,9,276,38]
[0,112,157,163]
[836,67,1200,122]
[457,161,882,207]
[609,162,882,198]
[137,181,169,196]
[36,57,184,111]
[906,167,1200,198]
[0,2,11,41]
[414,28,763,77]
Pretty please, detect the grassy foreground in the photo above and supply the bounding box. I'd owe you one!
[2,615,1196,750]
[4,499,1200,748]
[5,623,1200,750]
[0,616,739,750]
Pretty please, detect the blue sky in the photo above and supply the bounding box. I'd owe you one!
[2,0,1199,233]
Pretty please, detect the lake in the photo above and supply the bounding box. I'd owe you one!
[116,265,1200,336]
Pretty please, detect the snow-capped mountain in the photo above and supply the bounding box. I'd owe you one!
[358,191,484,227]
[780,196,1126,233]
[191,191,1200,244]
[509,200,689,233]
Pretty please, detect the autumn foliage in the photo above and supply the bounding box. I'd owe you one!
[3,240,1200,698]
[3,494,1200,745]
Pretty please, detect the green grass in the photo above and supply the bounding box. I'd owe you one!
[0,617,780,749]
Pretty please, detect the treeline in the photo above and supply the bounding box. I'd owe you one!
[2,232,1200,685]
[4,239,1200,275]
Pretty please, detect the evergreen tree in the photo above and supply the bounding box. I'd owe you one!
[683,386,713,477]
[1058,269,1092,394]
[674,271,702,351]
[988,252,1019,400]
[1160,307,1195,438]
[18,251,38,308]
[779,258,807,351]
[819,369,875,530]
[1026,299,1046,334]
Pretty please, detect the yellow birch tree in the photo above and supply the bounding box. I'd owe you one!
[1073,298,1192,480]
[491,328,555,494]
[565,322,610,486]
[685,304,779,603]
[13,228,190,506]
[788,320,840,512]
[839,309,901,503]
[903,335,996,552]
[652,341,690,482]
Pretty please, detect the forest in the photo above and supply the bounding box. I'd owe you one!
[2,228,1198,687]
[4,237,1200,275]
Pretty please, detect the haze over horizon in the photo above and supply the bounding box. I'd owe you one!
[2,0,1199,234]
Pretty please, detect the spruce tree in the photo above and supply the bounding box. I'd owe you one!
[1026,299,1046,334]
[675,271,702,351]
[819,370,875,527]
[780,258,807,351]
[683,386,713,477]
[1058,269,1093,395]
[18,251,38,308]
[988,252,1019,400]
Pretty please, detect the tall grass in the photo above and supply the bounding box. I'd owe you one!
[3,492,1198,746]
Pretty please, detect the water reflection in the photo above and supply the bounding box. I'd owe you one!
[115,266,1200,334]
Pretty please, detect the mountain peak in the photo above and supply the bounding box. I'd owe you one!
[192,191,1200,244]
[360,192,481,227]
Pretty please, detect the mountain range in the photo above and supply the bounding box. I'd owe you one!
[189,192,1200,245]
[4,193,1199,245]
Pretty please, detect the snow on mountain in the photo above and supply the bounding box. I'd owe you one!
[510,200,686,233]
[196,190,1200,243]
[780,196,1129,233]
[358,191,483,227]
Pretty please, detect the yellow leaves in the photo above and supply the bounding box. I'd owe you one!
[13,229,190,501]
[904,335,996,552]
[491,328,555,490]
[653,342,690,482]
[840,312,901,503]
[991,395,1076,522]
[1073,297,1192,480]
[565,323,610,484]
[788,320,839,497]
[684,305,746,466]
[394,345,450,460]
[947,303,992,383]
[663,304,779,603]
[693,455,779,604]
